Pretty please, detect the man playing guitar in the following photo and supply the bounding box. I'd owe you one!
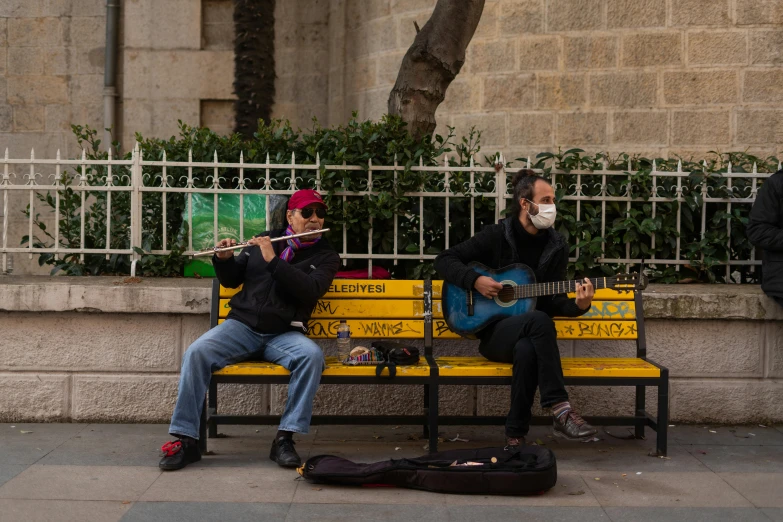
[435,169,597,448]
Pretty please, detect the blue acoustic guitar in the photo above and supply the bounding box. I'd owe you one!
[441,262,647,337]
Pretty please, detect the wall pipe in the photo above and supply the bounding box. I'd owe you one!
[103,0,120,153]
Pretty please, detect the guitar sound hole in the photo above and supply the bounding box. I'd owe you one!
[497,285,515,303]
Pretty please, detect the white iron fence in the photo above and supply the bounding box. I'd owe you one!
[0,145,777,280]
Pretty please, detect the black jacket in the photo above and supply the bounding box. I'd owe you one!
[747,170,783,298]
[213,229,340,334]
[434,217,587,331]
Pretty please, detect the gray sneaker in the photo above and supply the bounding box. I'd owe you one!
[553,410,597,441]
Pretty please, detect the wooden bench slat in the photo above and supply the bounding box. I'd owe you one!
[217,318,428,339]
[324,280,426,299]
[220,298,438,320]
[554,319,638,339]
[222,281,428,299]
[223,282,635,303]
[566,288,636,300]
[434,356,660,378]
[213,357,430,377]
[431,319,639,340]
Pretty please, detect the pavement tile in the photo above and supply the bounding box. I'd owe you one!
[0,466,27,488]
[0,499,132,522]
[37,424,168,467]
[292,481,441,505]
[554,444,708,473]
[763,508,783,521]
[0,423,88,466]
[669,425,783,446]
[581,471,754,508]
[122,501,290,521]
[603,507,771,521]
[719,473,783,508]
[446,506,610,521]
[441,472,600,507]
[140,466,299,503]
[686,445,783,473]
[286,502,449,521]
[0,465,160,501]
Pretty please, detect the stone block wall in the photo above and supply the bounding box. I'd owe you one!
[0,277,781,426]
[326,0,783,161]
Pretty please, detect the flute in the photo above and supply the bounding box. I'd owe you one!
[190,228,330,257]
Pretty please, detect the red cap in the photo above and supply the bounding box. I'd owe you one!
[287,189,327,211]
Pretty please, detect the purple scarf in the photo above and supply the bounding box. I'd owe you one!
[279,225,321,262]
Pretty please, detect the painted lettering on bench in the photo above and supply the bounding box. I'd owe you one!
[358,321,421,336]
[308,320,421,337]
[327,283,387,294]
[574,322,637,338]
[435,320,451,336]
[314,301,339,314]
[581,301,633,319]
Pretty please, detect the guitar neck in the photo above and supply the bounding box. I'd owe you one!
[513,277,617,299]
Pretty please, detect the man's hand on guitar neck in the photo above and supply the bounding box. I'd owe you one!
[474,276,504,299]
[575,277,595,310]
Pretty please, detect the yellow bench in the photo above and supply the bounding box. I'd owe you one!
[202,279,668,455]
[203,279,440,452]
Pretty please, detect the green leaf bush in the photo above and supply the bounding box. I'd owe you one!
[21,115,779,283]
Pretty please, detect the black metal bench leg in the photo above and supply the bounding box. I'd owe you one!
[208,379,218,438]
[423,384,430,438]
[656,369,669,457]
[428,381,439,453]
[635,385,646,439]
[198,396,208,454]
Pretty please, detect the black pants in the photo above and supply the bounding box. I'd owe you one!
[479,310,569,438]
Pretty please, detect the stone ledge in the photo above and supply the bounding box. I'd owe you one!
[0,276,779,321]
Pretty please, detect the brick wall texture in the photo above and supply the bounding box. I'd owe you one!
[1,0,782,277]
[302,0,783,161]
[0,0,781,159]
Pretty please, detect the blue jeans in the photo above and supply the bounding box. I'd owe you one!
[169,318,325,440]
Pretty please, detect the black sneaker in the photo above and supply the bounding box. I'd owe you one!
[159,438,201,471]
[270,436,301,468]
[553,410,598,441]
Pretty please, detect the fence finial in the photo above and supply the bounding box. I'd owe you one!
[315,152,320,166]
[31,148,35,161]
[239,150,243,163]
[162,149,166,162]
[188,148,192,162]
[652,159,656,172]
[266,152,270,164]
[753,162,758,174]
[214,150,218,163]
[56,149,61,160]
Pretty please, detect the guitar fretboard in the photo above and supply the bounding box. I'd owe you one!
[504,277,620,299]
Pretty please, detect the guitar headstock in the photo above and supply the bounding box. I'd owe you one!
[612,272,649,293]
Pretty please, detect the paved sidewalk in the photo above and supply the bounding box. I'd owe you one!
[0,422,781,521]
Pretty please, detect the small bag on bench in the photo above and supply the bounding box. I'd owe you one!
[370,341,420,378]
[300,446,557,496]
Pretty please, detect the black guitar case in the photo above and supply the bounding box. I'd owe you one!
[300,446,557,496]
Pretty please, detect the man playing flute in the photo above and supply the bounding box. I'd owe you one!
[159,188,340,470]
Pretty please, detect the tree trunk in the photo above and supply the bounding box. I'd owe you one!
[388,0,485,141]
[233,0,276,138]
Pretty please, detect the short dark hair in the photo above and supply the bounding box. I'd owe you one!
[508,169,550,217]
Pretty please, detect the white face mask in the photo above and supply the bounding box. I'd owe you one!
[526,200,557,229]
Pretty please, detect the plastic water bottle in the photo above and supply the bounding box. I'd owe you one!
[336,320,352,362]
